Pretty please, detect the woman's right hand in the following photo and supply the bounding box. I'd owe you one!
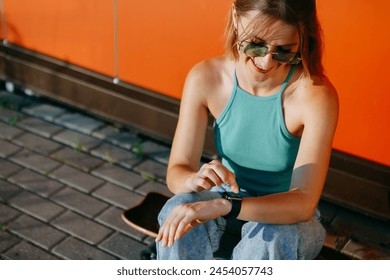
[187,160,239,193]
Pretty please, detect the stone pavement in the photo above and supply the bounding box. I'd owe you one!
[0,85,173,260]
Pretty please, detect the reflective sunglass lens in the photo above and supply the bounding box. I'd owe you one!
[273,54,291,63]
[241,41,299,64]
[243,43,268,57]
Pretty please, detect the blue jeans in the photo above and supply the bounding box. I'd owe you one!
[156,185,326,260]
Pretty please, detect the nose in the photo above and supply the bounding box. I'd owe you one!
[253,54,275,70]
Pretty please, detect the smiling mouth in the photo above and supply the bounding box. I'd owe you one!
[250,58,271,74]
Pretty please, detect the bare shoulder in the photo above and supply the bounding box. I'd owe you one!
[183,56,234,109]
[297,74,339,121]
[186,56,232,88]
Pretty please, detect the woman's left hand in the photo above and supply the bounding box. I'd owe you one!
[155,198,231,247]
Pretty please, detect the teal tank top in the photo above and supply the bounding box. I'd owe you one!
[214,65,300,196]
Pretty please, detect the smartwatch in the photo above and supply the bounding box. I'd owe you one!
[222,192,242,220]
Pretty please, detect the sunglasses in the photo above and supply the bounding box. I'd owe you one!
[239,40,301,64]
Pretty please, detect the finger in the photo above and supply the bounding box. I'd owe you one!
[160,224,170,247]
[166,206,189,247]
[199,164,223,187]
[174,218,190,241]
[155,230,162,243]
[167,221,178,247]
[159,213,178,247]
[208,162,239,192]
[208,160,231,182]
[173,207,198,241]
[192,176,213,191]
[228,179,240,193]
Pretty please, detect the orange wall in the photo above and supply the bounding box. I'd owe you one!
[118,0,230,96]
[317,0,390,166]
[2,0,115,77]
[1,0,389,166]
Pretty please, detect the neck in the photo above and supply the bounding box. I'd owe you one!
[235,63,291,97]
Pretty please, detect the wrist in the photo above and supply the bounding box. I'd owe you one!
[218,197,232,216]
[184,172,198,192]
[221,192,242,220]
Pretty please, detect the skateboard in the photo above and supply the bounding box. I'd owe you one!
[121,192,170,259]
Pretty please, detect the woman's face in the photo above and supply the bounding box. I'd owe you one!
[236,11,300,80]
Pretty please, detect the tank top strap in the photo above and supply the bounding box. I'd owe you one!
[278,64,296,95]
[233,65,296,96]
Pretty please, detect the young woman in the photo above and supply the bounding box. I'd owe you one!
[155,0,339,260]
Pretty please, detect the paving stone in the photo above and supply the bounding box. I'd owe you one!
[22,103,67,122]
[51,211,112,245]
[51,187,109,218]
[12,133,62,155]
[341,239,390,260]
[91,143,142,169]
[52,237,116,260]
[0,231,20,254]
[0,122,24,140]
[0,204,21,224]
[2,241,58,260]
[141,140,171,165]
[8,215,67,249]
[8,168,64,197]
[92,125,139,150]
[0,108,15,122]
[0,179,22,202]
[92,183,143,210]
[0,158,22,179]
[53,130,101,151]
[0,108,26,125]
[55,113,104,134]
[0,138,21,157]
[95,206,146,242]
[135,181,172,197]
[92,163,145,190]
[133,159,167,182]
[8,191,65,222]
[99,232,148,260]
[16,117,64,138]
[11,150,61,174]
[50,164,104,193]
[51,147,103,172]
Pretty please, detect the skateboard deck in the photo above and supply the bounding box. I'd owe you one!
[121,192,170,238]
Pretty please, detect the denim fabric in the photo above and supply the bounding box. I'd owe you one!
[156,184,326,260]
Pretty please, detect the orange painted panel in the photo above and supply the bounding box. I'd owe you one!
[318,0,390,165]
[3,0,115,77]
[117,0,231,97]
[0,7,3,39]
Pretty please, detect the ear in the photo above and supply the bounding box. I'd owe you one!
[231,3,238,32]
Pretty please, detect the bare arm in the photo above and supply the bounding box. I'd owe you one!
[167,61,239,194]
[238,78,339,223]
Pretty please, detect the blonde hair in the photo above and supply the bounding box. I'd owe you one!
[224,0,324,76]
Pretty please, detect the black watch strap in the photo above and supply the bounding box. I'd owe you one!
[222,192,242,220]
